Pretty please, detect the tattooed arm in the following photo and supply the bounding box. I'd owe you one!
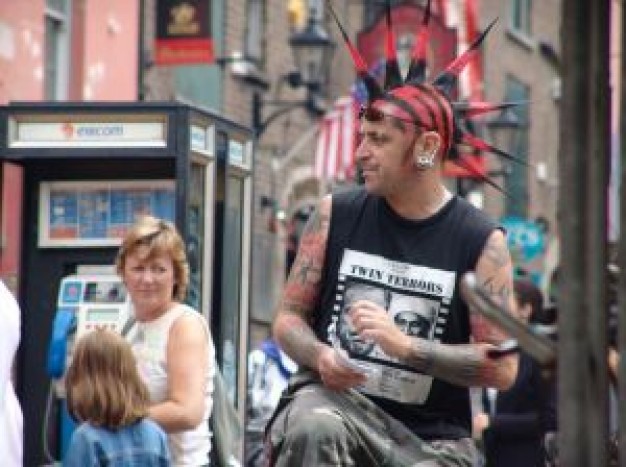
[467,228,518,388]
[351,229,517,390]
[272,196,366,390]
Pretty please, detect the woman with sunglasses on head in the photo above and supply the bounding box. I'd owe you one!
[117,215,215,466]
[268,3,520,466]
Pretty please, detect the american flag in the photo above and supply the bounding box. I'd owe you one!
[314,96,358,182]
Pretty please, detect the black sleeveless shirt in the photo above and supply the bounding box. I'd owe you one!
[314,187,498,440]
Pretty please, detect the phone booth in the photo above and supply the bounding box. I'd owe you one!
[0,101,253,466]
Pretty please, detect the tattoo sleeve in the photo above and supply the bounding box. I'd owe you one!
[471,229,516,344]
[401,229,517,390]
[273,199,330,370]
[402,339,508,388]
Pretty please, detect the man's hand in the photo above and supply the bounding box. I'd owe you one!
[472,412,490,439]
[316,345,367,391]
[349,299,411,359]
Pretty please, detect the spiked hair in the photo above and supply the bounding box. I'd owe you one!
[326,0,525,190]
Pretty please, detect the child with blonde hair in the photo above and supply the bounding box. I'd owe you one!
[64,329,170,466]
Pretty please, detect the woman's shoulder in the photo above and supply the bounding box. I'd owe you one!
[169,304,213,345]
[172,303,208,327]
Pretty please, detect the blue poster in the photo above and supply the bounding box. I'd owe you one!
[49,191,78,226]
[78,191,109,238]
[501,216,545,262]
[47,183,175,243]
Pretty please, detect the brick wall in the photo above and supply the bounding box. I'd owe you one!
[480,0,561,232]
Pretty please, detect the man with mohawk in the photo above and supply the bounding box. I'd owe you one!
[268,1,520,465]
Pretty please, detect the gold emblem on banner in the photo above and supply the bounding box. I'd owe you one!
[168,2,200,35]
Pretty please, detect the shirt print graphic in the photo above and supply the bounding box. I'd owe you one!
[327,249,456,404]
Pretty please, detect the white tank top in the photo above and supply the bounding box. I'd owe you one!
[132,304,215,466]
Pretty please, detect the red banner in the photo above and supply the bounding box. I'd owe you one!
[356,3,457,89]
[155,0,214,65]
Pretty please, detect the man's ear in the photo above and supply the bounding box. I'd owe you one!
[422,131,441,155]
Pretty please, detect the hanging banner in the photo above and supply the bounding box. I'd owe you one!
[155,0,213,65]
[357,3,457,86]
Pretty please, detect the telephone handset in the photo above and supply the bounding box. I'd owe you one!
[46,273,132,379]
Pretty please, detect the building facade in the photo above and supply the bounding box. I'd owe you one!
[0,0,140,294]
[480,0,562,291]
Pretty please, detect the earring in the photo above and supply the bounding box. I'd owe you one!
[415,149,437,169]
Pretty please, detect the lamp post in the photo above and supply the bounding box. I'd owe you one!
[252,11,335,136]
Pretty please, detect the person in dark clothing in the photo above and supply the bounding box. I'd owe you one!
[473,278,555,467]
[267,2,522,466]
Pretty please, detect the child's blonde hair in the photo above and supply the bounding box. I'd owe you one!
[65,329,150,429]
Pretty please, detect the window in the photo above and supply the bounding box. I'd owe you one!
[245,0,265,66]
[45,0,70,100]
[503,75,530,218]
[509,0,532,37]
[362,0,403,28]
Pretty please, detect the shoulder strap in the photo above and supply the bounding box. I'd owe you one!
[121,316,137,338]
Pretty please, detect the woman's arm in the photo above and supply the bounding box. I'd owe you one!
[149,313,211,432]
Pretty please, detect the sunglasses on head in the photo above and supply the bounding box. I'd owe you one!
[358,106,427,130]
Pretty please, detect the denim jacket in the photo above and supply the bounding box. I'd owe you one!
[64,418,170,466]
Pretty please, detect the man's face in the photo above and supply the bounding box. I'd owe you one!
[355,103,419,196]
[338,310,375,356]
[394,311,429,338]
[339,285,385,356]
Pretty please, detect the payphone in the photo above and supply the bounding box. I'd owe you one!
[0,101,254,465]
[45,267,132,461]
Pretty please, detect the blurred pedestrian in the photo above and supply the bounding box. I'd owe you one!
[117,215,216,465]
[245,338,296,466]
[0,280,23,467]
[473,278,555,467]
[64,329,170,466]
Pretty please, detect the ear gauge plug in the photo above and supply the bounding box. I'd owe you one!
[414,145,438,169]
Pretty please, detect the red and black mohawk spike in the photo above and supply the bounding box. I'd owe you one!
[384,0,403,89]
[459,130,529,167]
[451,101,525,118]
[326,0,526,189]
[326,0,382,101]
[433,19,497,97]
[405,0,432,84]
[453,155,513,196]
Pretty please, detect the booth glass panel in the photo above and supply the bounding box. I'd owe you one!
[220,176,244,404]
[187,162,206,312]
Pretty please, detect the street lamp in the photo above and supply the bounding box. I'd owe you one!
[289,12,335,93]
[252,11,335,136]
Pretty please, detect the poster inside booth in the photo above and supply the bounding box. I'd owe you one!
[39,180,175,247]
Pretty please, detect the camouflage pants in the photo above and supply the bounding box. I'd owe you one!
[266,372,480,467]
